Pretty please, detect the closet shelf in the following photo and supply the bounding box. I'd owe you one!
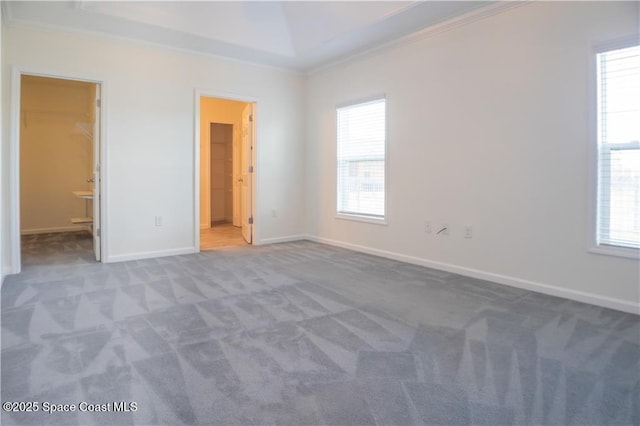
[72,190,93,199]
[71,217,93,224]
[71,190,93,226]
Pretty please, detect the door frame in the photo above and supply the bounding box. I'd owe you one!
[8,66,108,273]
[194,89,258,250]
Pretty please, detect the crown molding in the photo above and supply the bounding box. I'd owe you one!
[308,1,531,75]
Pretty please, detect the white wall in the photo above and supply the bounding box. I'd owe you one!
[2,24,305,266]
[0,4,4,283]
[306,1,640,312]
[20,76,94,234]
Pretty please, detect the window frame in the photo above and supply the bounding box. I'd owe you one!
[588,37,640,259]
[335,95,388,225]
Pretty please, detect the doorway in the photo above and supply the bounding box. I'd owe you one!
[16,74,102,266]
[198,95,254,250]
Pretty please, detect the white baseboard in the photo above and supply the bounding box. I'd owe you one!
[256,234,307,245]
[21,225,90,235]
[1,264,18,281]
[305,235,640,315]
[1,268,9,285]
[106,246,198,263]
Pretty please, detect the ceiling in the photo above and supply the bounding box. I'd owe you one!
[4,1,500,71]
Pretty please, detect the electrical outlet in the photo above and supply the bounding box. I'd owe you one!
[437,224,449,236]
[155,216,162,227]
[424,221,432,234]
[464,225,473,239]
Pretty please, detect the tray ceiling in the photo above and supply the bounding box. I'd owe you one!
[4,1,499,71]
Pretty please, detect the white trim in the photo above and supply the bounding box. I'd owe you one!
[2,265,18,278]
[97,81,109,263]
[194,89,260,252]
[336,94,386,110]
[107,247,197,263]
[21,226,90,235]
[250,102,259,245]
[592,35,640,54]
[9,66,109,272]
[589,245,640,260]
[335,214,388,226]
[194,92,202,252]
[9,67,21,274]
[305,235,640,315]
[587,40,600,260]
[255,234,306,246]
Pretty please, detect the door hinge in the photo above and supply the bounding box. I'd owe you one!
[249,114,253,122]
[96,228,101,237]
[96,99,101,108]
[248,217,253,225]
[248,165,253,173]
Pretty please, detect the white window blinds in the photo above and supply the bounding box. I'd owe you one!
[337,98,386,219]
[596,44,640,249]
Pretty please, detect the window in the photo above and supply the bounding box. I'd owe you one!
[594,43,640,254]
[337,98,386,221]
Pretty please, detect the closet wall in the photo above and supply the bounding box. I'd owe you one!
[210,123,233,223]
[20,76,94,234]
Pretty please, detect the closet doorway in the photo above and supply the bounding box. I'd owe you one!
[17,74,102,266]
[198,96,254,250]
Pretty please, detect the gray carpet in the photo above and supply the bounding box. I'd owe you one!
[1,232,639,425]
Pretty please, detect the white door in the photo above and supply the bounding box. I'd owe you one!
[92,84,101,261]
[232,127,241,227]
[240,104,253,244]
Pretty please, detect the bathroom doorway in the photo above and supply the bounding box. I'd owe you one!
[17,74,102,266]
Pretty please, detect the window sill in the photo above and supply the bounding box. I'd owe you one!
[335,213,387,226]
[589,244,640,260]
